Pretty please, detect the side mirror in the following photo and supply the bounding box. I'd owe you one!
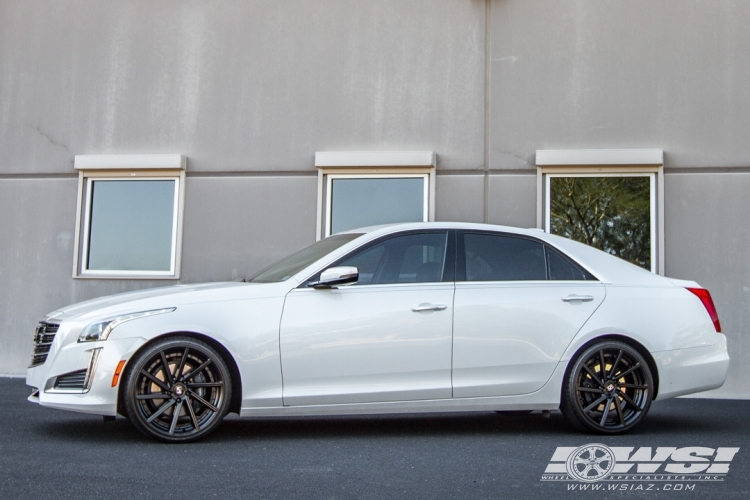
[311,266,359,288]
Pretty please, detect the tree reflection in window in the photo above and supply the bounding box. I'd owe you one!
[549,176,651,270]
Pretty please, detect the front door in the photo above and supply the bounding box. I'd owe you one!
[280,231,455,406]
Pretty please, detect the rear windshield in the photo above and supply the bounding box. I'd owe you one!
[249,233,362,283]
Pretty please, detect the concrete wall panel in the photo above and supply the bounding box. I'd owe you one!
[181,175,318,282]
[435,175,485,223]
[490,0,750,169]
[488,174,537,228]
[0,0,485,174]
[665,172,750,398]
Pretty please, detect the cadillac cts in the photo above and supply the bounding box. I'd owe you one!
[26,223,729,442]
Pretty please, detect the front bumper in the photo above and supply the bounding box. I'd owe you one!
[654,333,730,400]
[26,336,143,416]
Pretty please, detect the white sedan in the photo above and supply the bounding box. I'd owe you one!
[26,223,729,442]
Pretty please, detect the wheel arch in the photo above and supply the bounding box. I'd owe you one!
[562,334,660,400]
[117,331,243,417]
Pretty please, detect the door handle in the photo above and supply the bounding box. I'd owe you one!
[411,303,447,312]
[561,294,595,302]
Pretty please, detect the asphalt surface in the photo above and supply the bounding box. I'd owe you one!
[0,377,748,500]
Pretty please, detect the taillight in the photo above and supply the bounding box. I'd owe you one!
[687,288,722,333]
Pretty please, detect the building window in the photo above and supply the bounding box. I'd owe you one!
[315,151,436,239]
[72,154,186,279]
[327,175,428,235]
[536,149,664,274]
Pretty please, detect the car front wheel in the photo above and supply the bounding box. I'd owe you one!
[123,336,232,443]
[561,340,653,434]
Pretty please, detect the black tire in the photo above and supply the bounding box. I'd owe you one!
[123,336,232,443]
[561,340,653,434]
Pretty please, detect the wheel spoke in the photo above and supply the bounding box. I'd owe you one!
[608,350,623,379]
[599,398,612,426]
[613,395,626,426]
[188,390,219,412]
[618,390,642,411]
[187,381,224,388]
[598,350,607,379]
[136,393,171,400]
[583,364,605,387]
[614,363,641,380]
[186,396,201,431]
[180,358,213,382]
[160,351,173,382]
[141,369,171,392]
[620,383,648,389]
[169,400,183,435]
[577,386,604,394]
[176,347,189,379]
[583,394,607,413]
[146,399,176,423]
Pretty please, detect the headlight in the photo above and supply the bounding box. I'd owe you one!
[78,308,176,342]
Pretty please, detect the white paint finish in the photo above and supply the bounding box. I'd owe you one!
[74,154,186,171]
[279,284,454,405]
[23,222,730,419]
[535,149,663,166]
[315,151,435,168]
[452,282,604,397]
[565,285,721,359]
[652,336,729,400]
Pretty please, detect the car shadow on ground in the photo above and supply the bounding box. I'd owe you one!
[34,402,729,445]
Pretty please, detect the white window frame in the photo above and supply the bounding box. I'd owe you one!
[315,151,437,240]
[536,149,664,275]
[72,154,187,279]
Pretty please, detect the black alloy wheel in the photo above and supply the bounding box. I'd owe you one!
[561,340,653,434]
[123,336,232,443]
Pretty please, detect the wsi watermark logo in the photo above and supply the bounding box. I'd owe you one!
[541,444,739,491]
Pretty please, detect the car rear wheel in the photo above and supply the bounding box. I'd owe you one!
[561,340,653,434]
[123,336,231,443]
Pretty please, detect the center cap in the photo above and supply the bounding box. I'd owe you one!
[173,384,186,397]
[605,383,616,393]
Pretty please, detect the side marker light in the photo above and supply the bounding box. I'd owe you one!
[111,360,127,387]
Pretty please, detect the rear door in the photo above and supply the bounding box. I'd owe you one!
[452,231,605,397]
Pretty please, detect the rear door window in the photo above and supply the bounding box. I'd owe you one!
[463,233,546,281]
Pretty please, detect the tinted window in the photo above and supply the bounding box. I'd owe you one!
[546,246,595,281]
[251,233,362,283]
[336,232,447,285]
[464,233,546,281]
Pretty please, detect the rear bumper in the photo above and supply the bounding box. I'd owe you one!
[654,333,729,400]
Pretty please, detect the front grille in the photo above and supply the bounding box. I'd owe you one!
[29,322,60,367]
[54,369,87,390]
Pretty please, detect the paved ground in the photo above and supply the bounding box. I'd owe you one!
[0,378,748,500]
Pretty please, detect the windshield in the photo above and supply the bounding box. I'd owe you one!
[249,233,363,283]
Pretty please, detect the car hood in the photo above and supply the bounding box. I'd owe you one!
[45,281,290,322]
